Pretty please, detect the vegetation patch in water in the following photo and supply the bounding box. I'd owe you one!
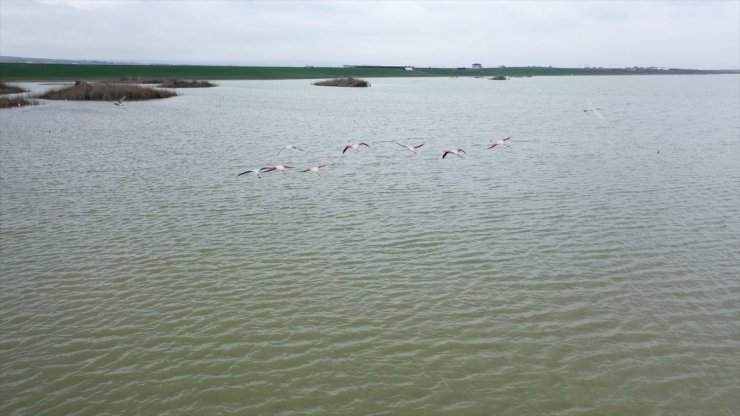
[158,79,216,88]
[0,81,28,95]
[118,77,164,84]
[0,95,38,108]
[313,77,370,87]
[38,81,177,101]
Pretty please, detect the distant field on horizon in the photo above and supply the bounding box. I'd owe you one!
[1,63,726,81]
[0,63,727,81]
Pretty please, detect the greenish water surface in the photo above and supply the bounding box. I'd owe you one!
[1,75,739,415]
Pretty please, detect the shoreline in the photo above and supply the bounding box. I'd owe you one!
[2,63,738,82]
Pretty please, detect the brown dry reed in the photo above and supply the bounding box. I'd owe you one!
[0,81,28,95]
[158,79,216,88]
[118,77,164,84]
[313,77,370,87]
[0,95,38,108]
[39,82,177,101]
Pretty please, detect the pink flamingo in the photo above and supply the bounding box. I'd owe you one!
[261,164,293,173]
[302,164,327,176]
[237,168,262,178]
[342,141,370,154]
[396,142,425,154]
[277,144,303,155]
[488,136,512,149]
[442,147,466,158]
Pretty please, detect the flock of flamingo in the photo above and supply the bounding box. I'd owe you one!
[237,137,511,178]
[234,100,609,178]
[111,94,601,180]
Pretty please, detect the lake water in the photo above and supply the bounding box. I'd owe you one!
[1,75,739,415]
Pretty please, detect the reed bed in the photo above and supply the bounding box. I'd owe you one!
[313,77,370,87]
[0,95,38,108]
[158,79,216,88]
[118,77,164,84]
[0,81,28,94]
[38,81,177,101]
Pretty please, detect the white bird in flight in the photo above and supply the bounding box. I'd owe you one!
[396,142,425,154]
[113,96,126,106]
[584,99,605,120]
[261,164,293,173]
[488,136,512,149]
[442,147,466,158]
[277,144,303,155]
[302,164,327,176]
[237,168,262,178]
[342,141,370,154]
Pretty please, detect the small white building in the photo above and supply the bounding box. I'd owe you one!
[472,63,483,70]
[404,66,415,71]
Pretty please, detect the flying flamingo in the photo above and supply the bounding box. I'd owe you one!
[584,99,606,120]
[113,96,126,106]
[302,164,327,176]
[237,168,263,178]
[261,164,293,173]
[342,141,370,154]
[488,136,512,149]
[277,144,303,155]
[442,147,466,159]
[396,142,425,154]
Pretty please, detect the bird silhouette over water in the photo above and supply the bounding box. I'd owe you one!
[396,142,425,154]
[342,142,370,154]
[237,168,262,178]
[488,137,512,149]
[261,164,293,173]
[442,147,466,158]
[302,164,327,176]
[584,99,605,120]
[277,144,303,155]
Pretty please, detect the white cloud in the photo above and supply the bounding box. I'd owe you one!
[1,0,738,68]
[37,0,123,11]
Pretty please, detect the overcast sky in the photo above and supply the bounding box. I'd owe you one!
[1,0,738,69]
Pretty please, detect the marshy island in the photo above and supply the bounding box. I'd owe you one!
[37,81,178,101]
[0,81,37,108]
[313,77,370,87]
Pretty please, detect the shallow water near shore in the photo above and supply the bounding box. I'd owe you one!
[1,75,739,415]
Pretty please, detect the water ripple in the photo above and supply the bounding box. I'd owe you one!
[2,76,739,415]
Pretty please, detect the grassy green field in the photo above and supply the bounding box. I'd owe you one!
[0,62,717,81]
